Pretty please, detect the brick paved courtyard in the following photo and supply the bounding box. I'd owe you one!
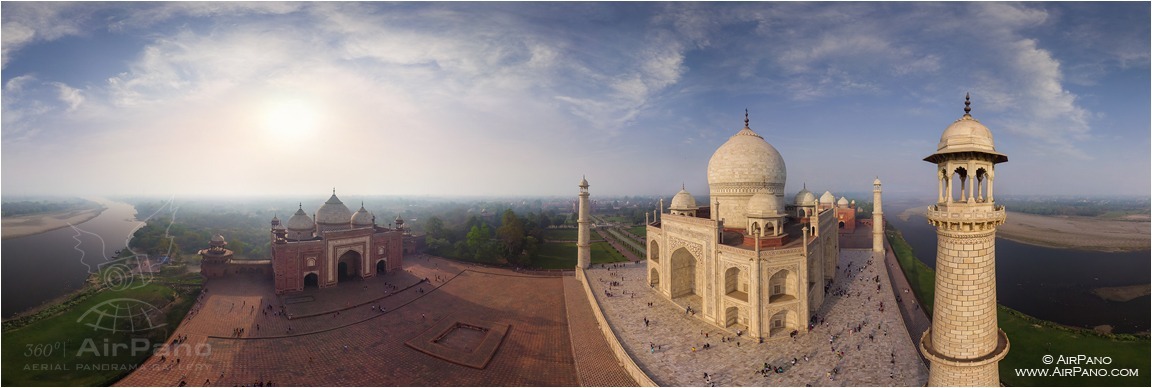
[587,249,929,386]
[116,256,634,387]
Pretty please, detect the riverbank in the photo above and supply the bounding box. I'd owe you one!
[897,204,1150,252]
[885,224,1150,386]
[1092,284,1152,303]
[1,205,107,240]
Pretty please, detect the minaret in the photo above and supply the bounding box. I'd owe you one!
[576,176,591,269]
[920,94,1009,386]
[872,177,884,254]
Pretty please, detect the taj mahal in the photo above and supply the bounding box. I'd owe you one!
[635,112,867,339]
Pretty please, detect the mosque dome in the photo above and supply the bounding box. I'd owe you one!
[927,94,1007,163]
[286,206,314,231]
[670,187,697,210]
[837,197,850,207]
[210,234,226,245]
[707,114,786,194]
[794,185,816,206]
[819,191,835,205]
[316,192,353,226]
[272,223,286,231]
[747,192,783,217]
[351,204,374,227]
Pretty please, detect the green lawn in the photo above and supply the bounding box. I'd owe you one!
[627,226,647,238]
[533,241,629,269]
[2,273,202,387]
[544,228,581,241]
[886,224,1150,386]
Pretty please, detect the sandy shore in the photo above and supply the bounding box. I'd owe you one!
[1091,284,1152,303]
[1,205,107,240]
[998,211,1150,252]
[897,204,1150,252]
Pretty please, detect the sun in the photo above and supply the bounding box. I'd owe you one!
[261,98,319,139]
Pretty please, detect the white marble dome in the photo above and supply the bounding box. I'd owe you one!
[794,186,816,206]
[316,193,353,226]
[930,95,1007,163]
[707,122,786,194]
[286,207,314,231]
[837,196,849,207]
[670,187,697,210]
[747,192,783,217]
[351,204,374,226]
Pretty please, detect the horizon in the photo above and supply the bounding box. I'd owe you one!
[3,2,1149,198]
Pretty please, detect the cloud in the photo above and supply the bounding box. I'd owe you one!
[52,82,85,111]
[0,3,92,67]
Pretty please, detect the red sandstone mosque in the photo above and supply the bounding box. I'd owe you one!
[269,190,406,294]
[200,190,409,294]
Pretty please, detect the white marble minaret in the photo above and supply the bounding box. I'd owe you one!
[872,177,884,254]
[577,176,591,269]
[920,94,1010,386]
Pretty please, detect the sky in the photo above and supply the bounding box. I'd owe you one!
[2,2,1149,199]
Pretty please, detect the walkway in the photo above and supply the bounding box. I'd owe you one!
[588,250,928,386]
[116,255,629,386]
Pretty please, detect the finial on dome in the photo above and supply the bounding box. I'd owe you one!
[744,108,750,128]
[963,92,972,116]
[332,187,336,195]
[298,202,302,210]
[682,182,686,190]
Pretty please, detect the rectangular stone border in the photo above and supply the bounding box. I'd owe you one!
[576,268,658,387]
[404,316,510,369]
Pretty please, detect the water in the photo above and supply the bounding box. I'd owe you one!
[2,198,144,318]
[887,201,1151,334]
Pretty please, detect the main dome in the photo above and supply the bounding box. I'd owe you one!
[316,193,353,226]
[707,119,786,192]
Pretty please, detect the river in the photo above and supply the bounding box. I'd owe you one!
[2,198,145,318]
[886,199,1151,334]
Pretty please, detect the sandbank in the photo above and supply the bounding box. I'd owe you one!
[1,205,107,240]
[1091,284,1152,303]
[897,205,1149,252]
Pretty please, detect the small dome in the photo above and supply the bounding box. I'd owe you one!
[873,177,882,185]
[351,204,374,226]
[926,94,1007,163]
[272,223,286,231]
[286,207,315,231]
[837,197,849,207]
[794,185,816,206]
[819,191,836,205]
[707,115,787,195]
[670,187,697,210]
[316,192,353,226]
[579,176,589,188]
[210,234,226,244]
[746,192,783,217]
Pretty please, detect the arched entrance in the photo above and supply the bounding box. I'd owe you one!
[769,309,798,337]
[338,250,363,281]
[650,268,661,287]
[838,221,845,229]
[376,259,387,274]
[725,306,741,327]
[304,272,319,288]
[669,248,697,298]
[724,267,747,301]
[769,269,797,303]
[649,240,661,263]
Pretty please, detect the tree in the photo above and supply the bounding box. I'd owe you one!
[425,216,446,239]
[496,209,526,261]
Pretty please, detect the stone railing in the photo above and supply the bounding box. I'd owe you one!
[575,268,658,387]
[660,212,718,227]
